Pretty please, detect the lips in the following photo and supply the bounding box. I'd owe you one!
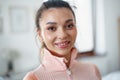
[55,41,70,49]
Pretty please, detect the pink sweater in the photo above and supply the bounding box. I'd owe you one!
[23,48,101,80]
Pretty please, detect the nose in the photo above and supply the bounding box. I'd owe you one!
[57,28,68,40]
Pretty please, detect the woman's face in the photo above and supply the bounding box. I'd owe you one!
[38,8,77,57]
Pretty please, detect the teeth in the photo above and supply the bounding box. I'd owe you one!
[55,41,69,48]
[59,42,67,46]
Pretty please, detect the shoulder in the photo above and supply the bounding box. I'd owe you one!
[23,65,45,80]
[75,61,98,69]
[86,62,101,80]
[82,62,101,80]
[92,64,101,80]
[74,61,101,80]
[23,71,38,80]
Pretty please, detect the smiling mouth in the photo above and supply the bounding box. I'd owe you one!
[55,41,70,49]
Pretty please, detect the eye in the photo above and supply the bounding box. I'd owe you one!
[47,26,56,31]
[66,24,74,30]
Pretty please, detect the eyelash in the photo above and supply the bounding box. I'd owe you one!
[66,24,74,29]
[47,26,56,31]
[47,23,75,31]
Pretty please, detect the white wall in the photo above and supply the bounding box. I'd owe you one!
[0,0,42,75]
[0,0,120,77]
[104,0,120,73]
[79,0,120,76]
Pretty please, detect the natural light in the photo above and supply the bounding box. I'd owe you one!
[74,0,94,52]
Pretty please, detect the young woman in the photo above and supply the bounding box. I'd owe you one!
[23,0,101,80]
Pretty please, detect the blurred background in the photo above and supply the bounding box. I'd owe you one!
[0,0,120,80]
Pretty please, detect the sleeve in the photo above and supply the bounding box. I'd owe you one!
[23,71,38,80]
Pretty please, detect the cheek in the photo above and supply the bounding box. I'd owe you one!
[42,31,55,43]
[74,30,77,39]
[70,29,77,40]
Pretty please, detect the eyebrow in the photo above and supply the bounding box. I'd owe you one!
[65,19,73,23]
[46,22,57,25]
[46,19,73,25]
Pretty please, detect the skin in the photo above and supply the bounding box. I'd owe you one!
[38,8,77,62]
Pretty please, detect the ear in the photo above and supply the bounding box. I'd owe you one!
[37,29,43,43]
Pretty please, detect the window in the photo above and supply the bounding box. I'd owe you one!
[74,0,94,52]
[74,0,95,58]
[67,0,106,57]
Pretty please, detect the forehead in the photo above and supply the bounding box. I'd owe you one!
[40,8,74,22]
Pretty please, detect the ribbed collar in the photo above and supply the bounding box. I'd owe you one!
[42,48,78,72]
